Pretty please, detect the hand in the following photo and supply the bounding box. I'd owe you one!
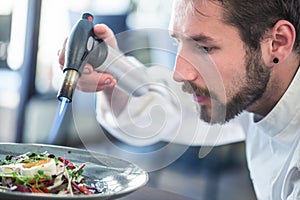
[58,24,117,92]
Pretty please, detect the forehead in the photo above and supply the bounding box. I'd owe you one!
[169,0,225,38]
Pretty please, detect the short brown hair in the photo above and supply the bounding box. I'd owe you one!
[219,0,300,54]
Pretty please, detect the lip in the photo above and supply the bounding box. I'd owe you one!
[193,94,210,104]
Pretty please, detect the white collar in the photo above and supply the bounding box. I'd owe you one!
[252,67,300,136]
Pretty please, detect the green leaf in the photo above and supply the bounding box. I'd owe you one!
[37,170,44,176]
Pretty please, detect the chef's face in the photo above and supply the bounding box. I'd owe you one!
[170,0,271,124]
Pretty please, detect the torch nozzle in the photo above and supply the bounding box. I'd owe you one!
[57,69,80,103]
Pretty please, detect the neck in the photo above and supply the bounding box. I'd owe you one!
[247,55,300,116]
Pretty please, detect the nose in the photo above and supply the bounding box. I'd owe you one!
[173,53,198,82]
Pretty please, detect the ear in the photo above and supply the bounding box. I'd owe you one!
[261,20,296,66]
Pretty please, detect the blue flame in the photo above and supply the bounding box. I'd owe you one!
[48,97,70,144]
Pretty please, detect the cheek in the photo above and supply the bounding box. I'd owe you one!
[211,56,247,101]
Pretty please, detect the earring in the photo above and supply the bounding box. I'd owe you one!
[273,57,279,64]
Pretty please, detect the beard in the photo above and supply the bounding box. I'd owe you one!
[183,47,271,124]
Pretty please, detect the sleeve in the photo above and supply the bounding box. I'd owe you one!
[282,144,300,200]
[95,65,247,147]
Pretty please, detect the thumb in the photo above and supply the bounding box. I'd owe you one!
[93,24,119,49]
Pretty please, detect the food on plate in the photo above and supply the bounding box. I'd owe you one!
[0,151,104,195]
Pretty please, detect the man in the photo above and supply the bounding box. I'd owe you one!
[59,0,300,199]
[168,1,300,199]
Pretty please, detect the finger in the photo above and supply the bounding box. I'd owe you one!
[93,24,119,49]
[77,81,116,92]
[82,64,93,75]
[58,38,67,66]
[77,79,116,92]
[76,71,117,92]
[79,71,115,85]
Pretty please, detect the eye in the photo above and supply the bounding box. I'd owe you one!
[202,46,213,53]
[198,46,214,54]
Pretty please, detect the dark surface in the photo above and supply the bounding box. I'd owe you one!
[120,186,196,200]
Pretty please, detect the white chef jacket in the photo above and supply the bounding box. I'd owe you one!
[244,67,300,200]
[94,55,300,199]
[95,65,247,147]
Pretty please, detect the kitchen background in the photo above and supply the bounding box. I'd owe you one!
[0,0,256,199]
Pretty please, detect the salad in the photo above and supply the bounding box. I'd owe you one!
[0,151,104,195]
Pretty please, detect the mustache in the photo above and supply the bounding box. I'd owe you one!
[182,81,220,101]
[182,81,211,97]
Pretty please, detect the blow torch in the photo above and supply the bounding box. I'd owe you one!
[57,13,150,103]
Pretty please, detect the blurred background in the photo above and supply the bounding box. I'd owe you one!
[0,0,256,199]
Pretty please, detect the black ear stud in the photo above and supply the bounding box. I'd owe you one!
[273,57,279,64]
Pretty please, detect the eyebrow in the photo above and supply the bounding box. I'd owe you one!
[171,32,215,43]
[190,34,214,43]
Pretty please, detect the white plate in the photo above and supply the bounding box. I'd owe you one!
[0,143,148,200]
